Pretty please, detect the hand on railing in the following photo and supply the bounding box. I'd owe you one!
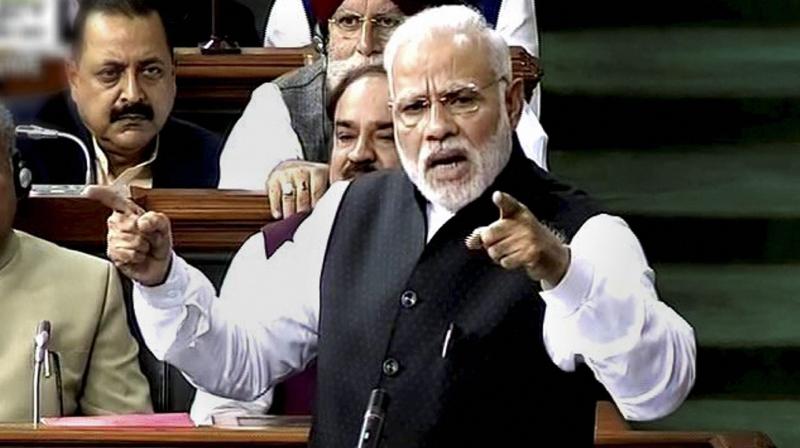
[266,160,330,220]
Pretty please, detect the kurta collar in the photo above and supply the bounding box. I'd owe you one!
[0,230,19,273]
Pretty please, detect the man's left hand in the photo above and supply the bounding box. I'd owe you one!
[466,191,570,286]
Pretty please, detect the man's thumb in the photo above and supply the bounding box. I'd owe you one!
[493,191,523,219]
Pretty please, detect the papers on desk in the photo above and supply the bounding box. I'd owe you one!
[211,415,311,430]
[40,412,195,428]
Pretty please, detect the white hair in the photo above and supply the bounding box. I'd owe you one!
[383,5,512,94]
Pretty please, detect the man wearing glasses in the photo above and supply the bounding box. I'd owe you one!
[219,0,548,221]
[96,6,695,446]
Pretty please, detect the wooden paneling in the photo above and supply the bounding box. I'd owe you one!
[174,47,317,111]
[14,189,270,251]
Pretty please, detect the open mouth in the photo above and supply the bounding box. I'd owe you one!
[426,149,470,180]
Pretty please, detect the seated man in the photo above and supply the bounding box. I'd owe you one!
[94,6,695,446]
[219,0,548,219]
[190,65,398,424]
[0,104,152,420]
[12,0,221,189]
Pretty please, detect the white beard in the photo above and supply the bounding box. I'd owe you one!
[326,53,383,90]
[398,114,514,213]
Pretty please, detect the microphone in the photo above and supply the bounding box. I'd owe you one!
[34,320,51,363]
[32,320,51,426]
[15,125,93,185]
[356,388,388,448]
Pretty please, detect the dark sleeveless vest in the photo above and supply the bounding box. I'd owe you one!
[313,146,605,447]
[274,59,331,165]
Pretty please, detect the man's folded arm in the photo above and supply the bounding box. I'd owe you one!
[541,214,697,421]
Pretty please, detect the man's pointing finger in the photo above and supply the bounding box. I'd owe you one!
[82,185,144,216]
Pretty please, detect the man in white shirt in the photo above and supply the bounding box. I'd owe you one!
[91,6,695,447]
[220,0,547,218]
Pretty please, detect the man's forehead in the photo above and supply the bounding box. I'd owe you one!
[80,12,169,62]
[392,35,493,95]
[337,0,403,15]
[337,76,390,118]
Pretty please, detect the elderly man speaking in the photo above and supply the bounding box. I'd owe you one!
[92,6,695,447]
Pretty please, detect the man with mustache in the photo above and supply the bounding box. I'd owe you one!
[190,65,398,423]
[219,0,548,221]
[11,0,221,189]
[93,6,695,446]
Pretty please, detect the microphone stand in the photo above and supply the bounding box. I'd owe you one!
[32,321,51,427]
[199,0,241,55]
[32,362,42,428]
[15,125,93,185]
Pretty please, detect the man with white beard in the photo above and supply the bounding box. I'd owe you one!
[219,0,549,222]
[91,6,695,447]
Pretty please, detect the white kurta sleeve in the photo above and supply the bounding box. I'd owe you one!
[133,182,350,401]
[218,83,304,189]
[541,214,697,421]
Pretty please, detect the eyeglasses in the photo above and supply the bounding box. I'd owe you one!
[328,11,405,39]
[389,77,508,127]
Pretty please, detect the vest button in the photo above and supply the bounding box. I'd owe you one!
[400,290,418,309]
[382,358,400,377]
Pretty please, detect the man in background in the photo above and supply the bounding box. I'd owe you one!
[190,64,398,423]
[0,103,152,420]
[12,0,221,189]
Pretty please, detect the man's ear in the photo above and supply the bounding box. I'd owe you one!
[66,59,80,103]
[505,77,525,130]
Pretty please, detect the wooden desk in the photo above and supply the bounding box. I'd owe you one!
[0,425,307,447]
[594,402,775,448]
[14,189,270,252]
[0,412,776,448]
[174,47,316,112]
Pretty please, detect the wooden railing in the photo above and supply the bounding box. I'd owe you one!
[14,189,270,251]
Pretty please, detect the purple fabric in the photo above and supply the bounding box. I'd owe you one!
[274,365,318,415]
[261,211,312,258]
[260,211,317,414]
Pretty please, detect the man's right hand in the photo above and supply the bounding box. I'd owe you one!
[84,186,174,286]
[266,160,330,219]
